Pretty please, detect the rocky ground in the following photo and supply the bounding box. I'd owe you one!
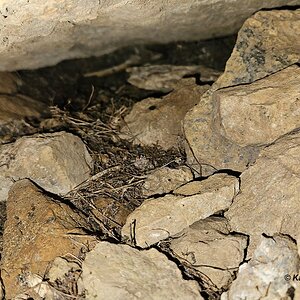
[0,8,299,300]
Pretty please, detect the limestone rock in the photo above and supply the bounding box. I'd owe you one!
[216,9,300,89]
[127,65,219,92]
[0,131,93,199]
[142,166,193,197]
[0,72,21,94]
[122,174,239,248]
[225,129,300,246]
[170,217,247,289]
[121,80,209,150]
[221,235,299,300]
[184,65,300,175]
[80,241,202,300]
[1,179,97,299]
[0,94,48,124]
[2,1,300,71]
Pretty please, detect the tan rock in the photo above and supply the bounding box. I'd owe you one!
[225,129,300,245]
[142,166,193,197]
[170,217,247,289]
[216,9,300,89]
[184,65,300,175]
[1,179,97,299]
[0,72,21,94]
[121,79,209,150]
[0,131,93,198]
[80,241,202,300]
[221,235,299,300]
[0,94,48,124]
[127,65,219,92]
[122,174,239,248]
[1,1,300,71]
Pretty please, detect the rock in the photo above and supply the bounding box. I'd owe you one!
[215,9,300,89]
[142,166,193,197]
[221,235,299,300]
[2,1,300,71]
[170,217,247,289]
[0,72,21,94]
[122,173,239,248]
[127,65,219,92]
[80,241,202,300]
[0,131,93,199]
[225,129,300,251]
[0,94,48,124]
[121,79,209,150]
[184,65,300,175]
[1,179,97,299]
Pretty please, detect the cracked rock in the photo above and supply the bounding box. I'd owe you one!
[170,217,248,290]
[122,173,239,248]
[79,241,202,300]
[221,235,299,300]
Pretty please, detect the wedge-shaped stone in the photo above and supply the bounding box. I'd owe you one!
[122,174,239,248]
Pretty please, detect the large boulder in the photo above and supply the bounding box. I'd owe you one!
[1,0,300,71]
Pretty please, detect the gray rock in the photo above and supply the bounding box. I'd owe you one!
[80,241,202,300]
[0,132,93,198]
[122,174,239,248]
[225,130,300,246]
[184,65,300,175]
[170,217,248,289]
[142,166,193,197]
[221,235,299,300]
[1,1,300,71]
[215,9,300,89]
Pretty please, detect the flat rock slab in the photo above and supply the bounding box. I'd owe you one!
[0,131,93,199]
[80,241,202,300]
[1,1,300,71]
[215,9,300,89]
[225,129,300,243]
[1,179,97,299]
[184,65,300,175]
[122,173,239,248]
[221,235,299,300]
[170,217,247,289]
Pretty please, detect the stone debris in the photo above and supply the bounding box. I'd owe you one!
[170,217,248,290]
[221,235,299,300]
[142,166,193,197]
[225,129,300,252]
[79,241,203,300]
[127,65,220,92]
[0,131,93,199]
[1,179,97,299]
[215,9,300,89]
[121,79,209,150]
[184,65,300,175]
[122,174,239,248]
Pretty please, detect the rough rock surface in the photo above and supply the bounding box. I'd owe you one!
[170,217,248,289]
[221,235,299,300]
[0,131,93,199]
[80,241,202,300]
[1,179,97,299]
[127,65,218,92]
[225,129,300,244]
[142,166,193,197]
[184,65,300,175]
[122,174,239,248]
[1,1,300,71]
[0,72,21,94]
[215,9,300,89]
[121,79,209,150]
